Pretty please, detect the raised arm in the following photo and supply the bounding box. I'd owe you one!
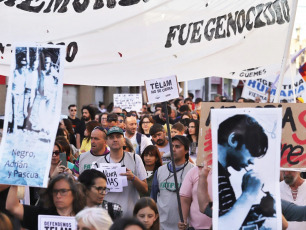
[6,186,24,221]
[197,164,212,213]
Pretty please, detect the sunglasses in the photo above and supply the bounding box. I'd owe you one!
[52,150,60,156]
[93,126,106,133]
[118,119,124,123]
[70,109,77,112]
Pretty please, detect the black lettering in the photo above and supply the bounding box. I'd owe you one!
[0,43,4,54]
[93,0,104,9]
[119,0,140,6]
[282,144,304,165]
[215,15,226,39]
[227,12,238,36]
[16,0,45,13]
[4,0,16,7]
[178,23,193,46]
[246,7,255,30]
[273,0,285,24]
[281,0,290,23]
[66,42,78,62]
[263,2,276,25]
[254,4,266,28]
[237,10,245,33]
[106,0,116,8]
[204,18,216,41]
[164,25,180,48]
[282,107,296,131]
[190,20,203,43]
[72,0,89,13]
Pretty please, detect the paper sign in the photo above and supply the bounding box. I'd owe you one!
[197,103,306,170]
[211,108,282,230]
[0,44,65,187]
[97,163,127,192]
[145,75,179,104]
[38,215,76,230]
[113,94,142,112]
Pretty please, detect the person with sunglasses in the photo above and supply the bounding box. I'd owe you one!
[50,141,72,179]
[78,169,123,221]
[68,104,84,149]
[151,135,194,230]
[6,174,86,230]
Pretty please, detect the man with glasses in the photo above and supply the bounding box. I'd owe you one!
[68,104,84,149]
[124,114,151,155]
[78,169,122,220]
[99,126,148,217]
[151,135,194,230]
[73,126,109,175]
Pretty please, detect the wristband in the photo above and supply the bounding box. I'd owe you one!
[132,174,136,182]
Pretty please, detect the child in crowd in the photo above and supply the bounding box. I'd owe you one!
[170,122,185,138]
[133,197,160,230]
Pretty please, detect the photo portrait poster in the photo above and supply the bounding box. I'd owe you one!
[211,108,282,230]
[0,44,65,187]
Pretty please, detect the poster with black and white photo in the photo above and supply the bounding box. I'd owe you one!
[211,108,282,230]
[0,44,65,187]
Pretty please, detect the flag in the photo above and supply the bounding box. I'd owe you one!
[299,62,306,81]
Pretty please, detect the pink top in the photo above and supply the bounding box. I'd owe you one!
[179,167,212,229]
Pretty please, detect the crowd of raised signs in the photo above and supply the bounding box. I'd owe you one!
[0,93,305,230]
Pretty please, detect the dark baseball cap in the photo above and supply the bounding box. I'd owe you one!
[107,127,124,136]
[172,135,190,151]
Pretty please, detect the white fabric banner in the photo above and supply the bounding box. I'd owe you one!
[0,0,295,86]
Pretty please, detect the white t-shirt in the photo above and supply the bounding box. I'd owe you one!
[157,142,171,164]
[124,132,152,155]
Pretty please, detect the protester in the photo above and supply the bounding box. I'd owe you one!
[61,118,76,147]
[98,127,148,216]
[56,136,76,170]
[124,114,152,155]
[50,141,72,178]
[78,169,123,220]
[133,197,160,230]
[138,115,155,138]
[76,207,113,230]
[140,145,162,197]
[151,135,194,230]
[100,112,109,129]
[149,124,171,164]
[68,104,84,149]
[79,120,101,154]
[6,174,86,230]
[110,217,146,230]
[107,113,119,129]
[82,105,95,123]
[170,122,185,138]
[117,113,126,130]
[73,126,110,175]
[186,119,199,163]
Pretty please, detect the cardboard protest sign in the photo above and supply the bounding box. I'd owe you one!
[113,94,142,112]
[197,102,306,169]
[0,0,295,86]
[145,75,179,104]
[211,108,282,230]
[97,163,127,192]
[0,44,65,187]
[38,215,76,230]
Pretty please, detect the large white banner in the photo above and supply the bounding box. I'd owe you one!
[0,0,295,86]
[0,44,65,187]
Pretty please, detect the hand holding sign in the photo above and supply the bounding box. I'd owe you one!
[120,168,135,182]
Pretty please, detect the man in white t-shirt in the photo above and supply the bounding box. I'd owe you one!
[150,124,171,164]
[124,115,151,155]
[280,170,306,230]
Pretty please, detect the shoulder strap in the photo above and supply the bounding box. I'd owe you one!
[136,132,142,154]
[107,202,115,220]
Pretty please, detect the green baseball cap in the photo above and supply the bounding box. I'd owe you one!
[107,126,124,136]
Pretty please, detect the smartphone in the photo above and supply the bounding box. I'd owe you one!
[59,152,67,167]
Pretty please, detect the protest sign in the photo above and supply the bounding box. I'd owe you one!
[38,215,76,230]
[0,0,295,86]
[113,94,142,112]
[0,44,65,187]
[145,75,179,104]
[96,163,127,192]
[211,108,282,230]
[197,102,306,169]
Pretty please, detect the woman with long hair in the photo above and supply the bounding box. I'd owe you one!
[79,120,101,154]
[140,145,162,197]
[133,197,159,230]
[138,115,155,138]
[186,119,199,164]
[6,174,86,230]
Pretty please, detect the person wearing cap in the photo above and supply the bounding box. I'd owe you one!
[151,135,194,230]
[98,126,148,217]
[296,97,304,103]
[72,126,110,175]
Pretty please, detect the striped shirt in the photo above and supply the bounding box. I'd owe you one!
[218,162,236,216]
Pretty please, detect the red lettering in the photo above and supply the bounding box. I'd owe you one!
[291,111,306,145]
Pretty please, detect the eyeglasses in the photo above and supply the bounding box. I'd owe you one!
[52,189,71,196]
[101,118,107,120]
[118,119,124,123]
[107,118,118,122]
[52,150,60,156]
[70,109,77,112]
[92,186,110,194]
[142,121,151,124]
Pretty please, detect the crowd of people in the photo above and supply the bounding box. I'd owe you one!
[0,92,305,230]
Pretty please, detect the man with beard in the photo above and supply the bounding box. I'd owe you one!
[124,114,151,155]
[149,124,171,164]
[280,170,306,229]
[76,105,95,148]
